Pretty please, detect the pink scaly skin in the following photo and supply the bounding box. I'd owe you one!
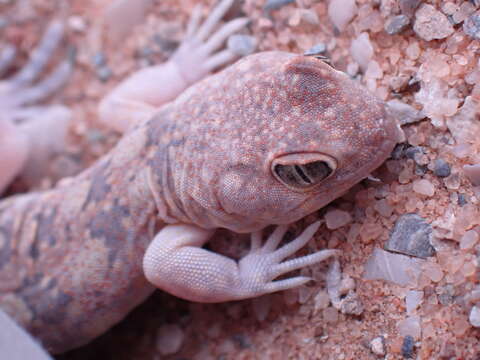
[0,51,400,355]
[0,21,73,194]
[0,4,401,356]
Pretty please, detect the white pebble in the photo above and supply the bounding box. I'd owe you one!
[469,306,480,327]
[405,290,424,314]
[413,179,435,197]
[350,32,374,71]
[328,0,357,32]
[156,324,184,355]
[325,209,352,229]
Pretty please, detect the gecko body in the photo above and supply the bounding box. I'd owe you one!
[0,52,399,353]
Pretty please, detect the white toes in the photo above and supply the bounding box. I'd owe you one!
[264,276,312,294]
[186,4,203,38]
[262,224,289,253]
[250,231,262,251]
[10,21,64,87]
[271,249,339,278]
[203,17,250,55]
[272,221,322,261]
[196,0,234,41]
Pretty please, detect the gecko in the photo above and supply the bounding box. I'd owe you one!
[0,5,401,357]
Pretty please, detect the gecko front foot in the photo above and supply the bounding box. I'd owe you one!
[235,221,339,298]
[143,222,338,303]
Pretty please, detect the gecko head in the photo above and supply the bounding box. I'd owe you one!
[169,52,401,232]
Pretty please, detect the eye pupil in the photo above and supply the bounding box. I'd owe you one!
[274,160,333,189]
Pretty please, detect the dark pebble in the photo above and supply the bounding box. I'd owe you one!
[399,0,421,18]
[304,43,327,56]
[404,146,424,160]
[385,15,410,35]
[92,52,107,67]
[434,159,451,178]
[385,213,435,258]
[264,0,295,12]
[464,11,480,39]
[458,193,468,206]
[391,143,409,160]
[414,164,428,175]
[96,66,112,82]
[402,335,415,358]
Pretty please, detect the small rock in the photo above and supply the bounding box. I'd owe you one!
[413,179,435,197]
[304,43,327,56]
[413,4,454,41]
[313,290,330,312]
[458,193,468,206]
[401,335,415,358]
[387,100,424,125]
[386,214,435,259]
[263,0,294,12]
[325,209,352,230]
[452,2,476,25]
[323,307,339,323]
[328,0,357,32]
[350,32,374,71]
[460,230,479,250]
[68,16,87,33]
[96,66,113,82]
[464,10,480,40]
[227,35,257,56]
[156,324,184,355]
[469,306,480,327]
[364,248,424,286]
[399,0,421,18]
[370,336,386,356]
[91,52,107,67]
[406,290,423,314]
[340,291,364,316]
[434,159,451,178]
[404,146,424,160]
[463,164,480,186]
[385,15,410,35]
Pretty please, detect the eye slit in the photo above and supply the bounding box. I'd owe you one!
[273,160,333,189]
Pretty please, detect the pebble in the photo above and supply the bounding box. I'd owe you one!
[387,100,424,126]
[404,146,423,160]
[91,52,107,68]
[452,2,476,25]
[463,11,480,40]
[340,291,364,316]
[463,164,480,186]
[413,4,454,41]
[314,290,330,312]
[263,0,294,12]
[399,0,421,18]
[434,158,451,178]
[405,290,423,314]
[68,15,87,33]
[385,213,435,258]
[227,35,257,56]
[385,15,410,35]
[457,193,468,206]
[304,43,327,56]
[460,230,479,250]
[156,324,184,355]
[370,336,386,356]
[350,32,373,71]
[96,66,113,82]
[469,306,480,327]
[324,209,352,229]
[412,179,435,197]
[328,0,357,32]
[401,335,415,358]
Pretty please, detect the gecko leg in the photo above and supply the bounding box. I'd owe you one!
[143,222,338,303]
[9,21,64,88]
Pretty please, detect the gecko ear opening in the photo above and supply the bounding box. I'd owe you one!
[271,153,337,192]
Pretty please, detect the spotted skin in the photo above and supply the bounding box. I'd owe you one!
[0,52,399,354]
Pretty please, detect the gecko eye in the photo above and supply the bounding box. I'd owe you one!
[272,153,336,191]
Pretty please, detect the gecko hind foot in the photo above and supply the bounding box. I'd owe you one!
[237,222,339,297]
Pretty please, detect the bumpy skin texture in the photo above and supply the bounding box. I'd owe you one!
[0,52,399,354]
